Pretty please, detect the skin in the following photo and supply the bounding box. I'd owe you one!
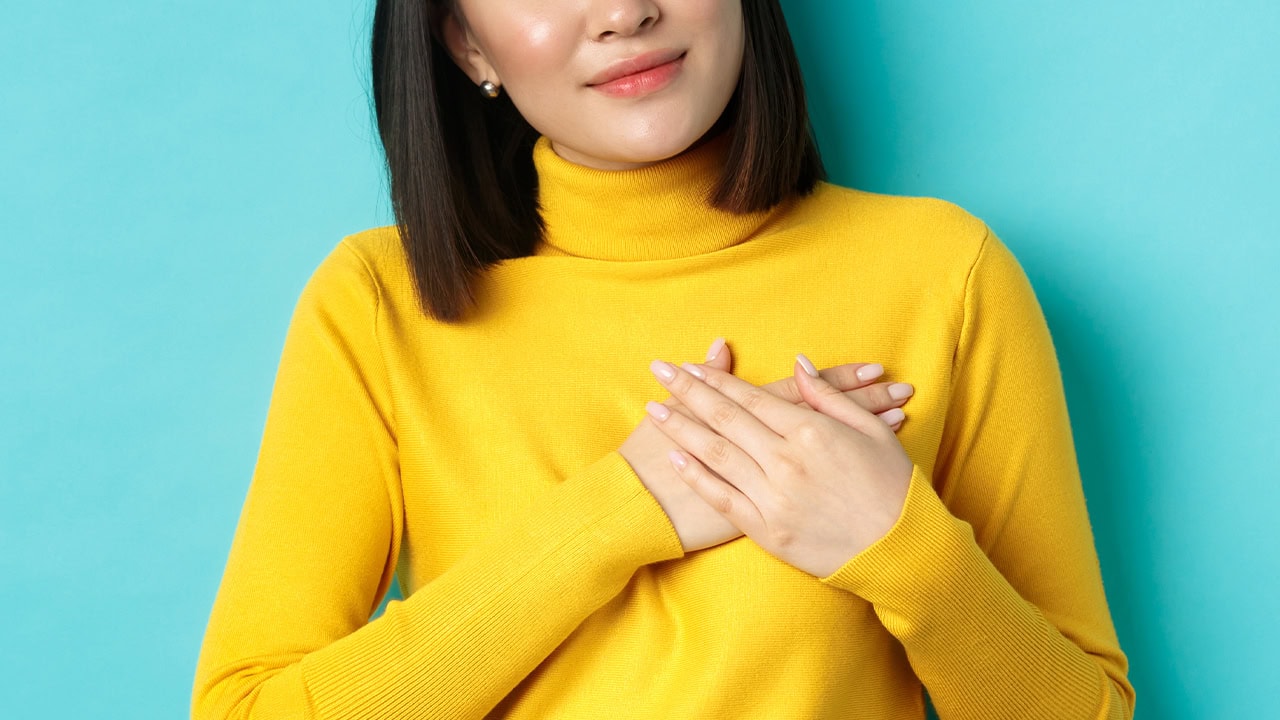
[624,341,914,556]
[439,0,745,169]
[437,2,916,574]
[646,354,914,577]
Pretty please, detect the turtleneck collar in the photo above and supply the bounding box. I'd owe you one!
[531,131,785,261]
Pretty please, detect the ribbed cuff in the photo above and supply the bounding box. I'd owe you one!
[301,450,685,719]
[582,450,687,569]
[818,466,1131,718]
[818,465,978,628]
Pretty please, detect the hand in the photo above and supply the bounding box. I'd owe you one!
[643,353,915,577]
[620,340,915,554]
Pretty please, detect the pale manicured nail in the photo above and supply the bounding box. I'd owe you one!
[706,337,726,362]
[646,400,671,421]
[856,364,885,382]
[650,359,675,382]
[796,353,820,378]
[878,407,906,425]
[888,383,914,400]
[681,362,706,379]
[668,449,688,470]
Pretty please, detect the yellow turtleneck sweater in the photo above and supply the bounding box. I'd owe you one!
[192,132,1135,719]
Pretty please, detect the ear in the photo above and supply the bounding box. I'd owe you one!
[435,9,500,89]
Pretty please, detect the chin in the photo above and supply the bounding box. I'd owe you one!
[596,116,718,165]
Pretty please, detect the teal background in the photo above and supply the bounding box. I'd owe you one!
[1,1,1275,717]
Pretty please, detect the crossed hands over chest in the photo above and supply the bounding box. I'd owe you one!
[618,338,916,579]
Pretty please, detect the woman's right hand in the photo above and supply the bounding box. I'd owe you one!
[618,339,915,554]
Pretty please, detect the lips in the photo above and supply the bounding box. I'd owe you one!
[587,48,687,87]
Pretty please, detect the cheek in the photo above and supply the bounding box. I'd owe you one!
[478,11,573,86]
[686,0,745,79]
[688,0,744,38]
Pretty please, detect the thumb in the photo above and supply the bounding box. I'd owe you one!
[794,353,877,431]
[662,337,732,410]
[704,336,732,373]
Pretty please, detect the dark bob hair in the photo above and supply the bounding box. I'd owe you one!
[370,0,825,323]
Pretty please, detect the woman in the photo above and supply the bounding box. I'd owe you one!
[192,1,1135,718]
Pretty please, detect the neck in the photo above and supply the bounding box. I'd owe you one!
[531,131,788,262]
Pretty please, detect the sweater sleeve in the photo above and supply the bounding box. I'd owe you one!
[191,240,685,720]
[817,228,1136,719]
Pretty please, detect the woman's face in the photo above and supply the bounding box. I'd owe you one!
[440,0,745,170]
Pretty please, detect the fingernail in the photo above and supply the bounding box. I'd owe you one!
[706,337,726,362]
[646,400,671,421]
[878,407,906,425]
[668,449,688,470]
[856,364,885,382]
[681,362,706,380]
[650,359,676,382]
[888,383,914,400]
[796,353,820,378]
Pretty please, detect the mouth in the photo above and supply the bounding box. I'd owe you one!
[586,49,687,98]
[587,48,687,87]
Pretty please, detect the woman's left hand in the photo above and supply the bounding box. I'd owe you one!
[645,353,915,578]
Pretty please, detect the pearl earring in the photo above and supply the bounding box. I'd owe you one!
[480,80,500,98]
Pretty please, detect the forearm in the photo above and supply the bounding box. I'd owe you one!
[822,466,1133,720]
[193,451,684,720]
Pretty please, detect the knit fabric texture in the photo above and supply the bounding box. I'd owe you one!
[192,130,1135,719]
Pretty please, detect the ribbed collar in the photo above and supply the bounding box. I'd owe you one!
[531,131,783,261]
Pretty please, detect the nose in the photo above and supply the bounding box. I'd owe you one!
[589,0,660,41]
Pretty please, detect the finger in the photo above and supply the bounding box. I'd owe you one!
[793,354,883,434]
[644,395,771,499]
[660,338,732,410]
[758,361,885,405]
[848,381,915,415]
[820,395,905,432]
[651,360,789,460]
[668,356,891,412]
[877,407,906,430]
[678,361,815,438]
[667,447,765,536]
[704,336,732,373]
